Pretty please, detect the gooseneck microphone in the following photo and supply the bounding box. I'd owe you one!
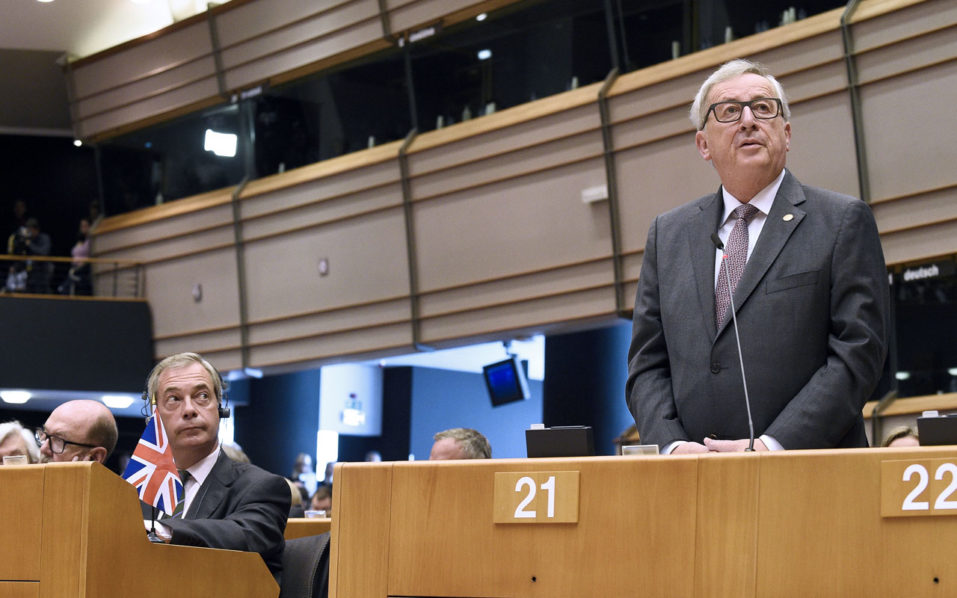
[711,232,756,452]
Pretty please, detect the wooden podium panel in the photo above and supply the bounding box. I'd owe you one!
[330,447,957,598]
[0,463,279,598]
[285,517,332,539]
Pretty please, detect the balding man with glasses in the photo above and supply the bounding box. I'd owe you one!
[36,399,118,464]
[627,59,889,454]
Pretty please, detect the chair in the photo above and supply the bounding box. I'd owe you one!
[279,532,330,598]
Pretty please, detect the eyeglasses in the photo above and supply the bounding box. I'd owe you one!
[705,98,783,125]
[35,428,98,454]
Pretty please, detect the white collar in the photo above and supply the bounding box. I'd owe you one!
[182,443,221,488]
[720,168,785,223]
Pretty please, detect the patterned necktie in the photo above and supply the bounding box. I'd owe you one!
[715,203,759,328]
[171,469,190,518]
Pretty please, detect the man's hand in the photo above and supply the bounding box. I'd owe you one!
[671,441,709,454]
[703,437,768,452]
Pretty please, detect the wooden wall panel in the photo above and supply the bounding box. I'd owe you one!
[247,321,413,368]
[880,220,957,267]
[95,203,234,256]
[77,78,222,138]
[872,188,957,236]
[784,92,858,199]
[154,328,242,360]
[420,285,616,344]
[72,23,212,99]
[223,21,385,91]
[242,209,410,321]
[214,0,368,50]
[859,61,957,202]
[76,57,217,117]
[413,159,611,291]
[144,249,241,338]
[852,0,957,53]
[248,299,410,346]
[386,0,481,33]
[418,261,612,316]
[241,184,403,241]
[615,134,716,256]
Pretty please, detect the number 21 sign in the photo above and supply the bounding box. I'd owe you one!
[493,471,580,524]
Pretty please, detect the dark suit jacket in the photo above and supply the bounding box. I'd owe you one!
[163,450,290,582]
[626,171,889,449]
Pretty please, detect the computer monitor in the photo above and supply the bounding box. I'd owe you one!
[483,356,530,406]
[525,426,595,458]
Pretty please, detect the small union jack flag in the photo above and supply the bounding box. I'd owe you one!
[122,414,183,516]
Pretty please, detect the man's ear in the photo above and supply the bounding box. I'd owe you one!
[90,447,108,464]
[695,130,711,161]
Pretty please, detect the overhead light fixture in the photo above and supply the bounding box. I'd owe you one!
[73,139,82,147]
[895,371,911,381]
[1,390,32,404]
[477,49,492,61]
[36,0,55,3]
[101,395,136,409]
[476,12,487,22]
[204,129,237,157]
[948,368,957,377]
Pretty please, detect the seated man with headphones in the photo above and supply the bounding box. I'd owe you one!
[145,352,290,583]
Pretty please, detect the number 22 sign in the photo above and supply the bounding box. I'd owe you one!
[493,471,580,524]
[881,459,957,517]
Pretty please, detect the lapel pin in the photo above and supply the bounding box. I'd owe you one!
[783,214,794,222]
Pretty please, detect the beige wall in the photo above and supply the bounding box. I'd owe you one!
[92,0,957,369]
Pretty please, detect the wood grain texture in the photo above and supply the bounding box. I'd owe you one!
[0,463,278,598]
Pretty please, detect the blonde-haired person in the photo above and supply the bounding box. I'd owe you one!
[882,425,919,448]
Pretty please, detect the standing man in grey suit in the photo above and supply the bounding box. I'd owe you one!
[146,352,289,581]
[626,59,889,454]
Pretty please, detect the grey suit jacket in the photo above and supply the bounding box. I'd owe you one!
[164,449,290,582]
[626,171,889,449]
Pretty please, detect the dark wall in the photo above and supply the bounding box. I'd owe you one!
[543,320,634,456]
[234,368,321,476]
[408,366,543,459]
[0,135,98,256]
[0,297,153,391]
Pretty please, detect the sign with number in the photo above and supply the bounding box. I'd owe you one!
[881,459,957,517]
[492,471,579,524]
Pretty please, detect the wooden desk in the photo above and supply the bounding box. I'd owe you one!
[0,463,278,598]
[284,517,331,539]
[330,447,957,598]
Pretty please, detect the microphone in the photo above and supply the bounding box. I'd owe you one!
[711,232,756,452]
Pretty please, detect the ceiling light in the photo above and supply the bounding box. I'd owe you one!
[895,371,911,381]
[36,0,55,3]
[1,390,32,404]
[477,49,492,61]
[476,13,487,22]
[73,139,82,147]
[102,395,136,409]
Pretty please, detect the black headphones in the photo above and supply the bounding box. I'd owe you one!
[141,355,231,419]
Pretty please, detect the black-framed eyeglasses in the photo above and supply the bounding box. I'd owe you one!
[35,428,98,454]
[705,97,783,126]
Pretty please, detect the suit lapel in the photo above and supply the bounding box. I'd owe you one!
[186,450,236,520]
[688,188,724,339]
[718,171,806,336]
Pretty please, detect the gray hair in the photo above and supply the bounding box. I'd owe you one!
[0,420,40,463]
[689,59,790,130]
[145,352,223,408]
[433,427,491,459]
